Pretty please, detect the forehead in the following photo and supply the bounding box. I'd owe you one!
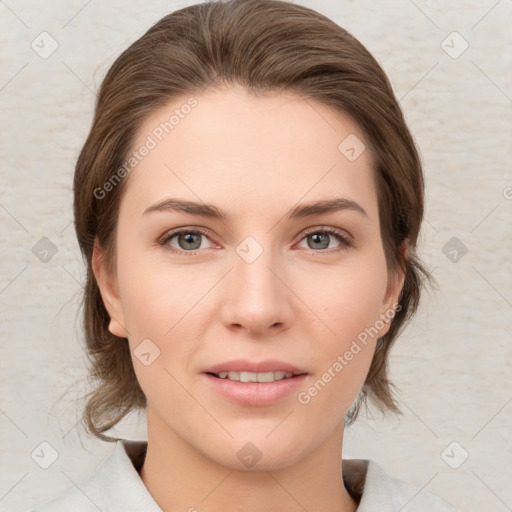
[122,87,378,220]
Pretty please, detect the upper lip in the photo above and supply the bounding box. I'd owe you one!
[203,359,308,375]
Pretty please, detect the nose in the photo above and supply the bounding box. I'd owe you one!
[221,244,293,335]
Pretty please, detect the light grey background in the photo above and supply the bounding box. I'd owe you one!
[1,1,511,511]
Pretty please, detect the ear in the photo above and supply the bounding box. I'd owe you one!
[92,238,128,338]
[378,240,408,338]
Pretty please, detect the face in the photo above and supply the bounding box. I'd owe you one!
[94,86,403,471]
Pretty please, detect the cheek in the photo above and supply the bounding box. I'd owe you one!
[115,248,212,397]
[306,250,389,336]
[304,250,389,388]
[115,240,201,338]
[116,260,199,406]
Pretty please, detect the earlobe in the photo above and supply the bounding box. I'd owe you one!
[388,240,407,303]
[379,241,408,338]
[107,317,128,339]
[92,239,128,339]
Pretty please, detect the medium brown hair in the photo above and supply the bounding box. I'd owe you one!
[74,0,432,441]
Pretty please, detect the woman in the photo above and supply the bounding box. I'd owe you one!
[31,0,457,510]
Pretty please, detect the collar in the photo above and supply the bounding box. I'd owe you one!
[91,439,455,511]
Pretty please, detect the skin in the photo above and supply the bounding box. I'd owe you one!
[93,86,405,512]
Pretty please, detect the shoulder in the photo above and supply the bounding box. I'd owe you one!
[25,474,104,512]
[25,456,108,512]
[343,458,458,511]
[25,439,154,512]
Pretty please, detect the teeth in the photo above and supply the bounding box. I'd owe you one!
[215,371,296,382]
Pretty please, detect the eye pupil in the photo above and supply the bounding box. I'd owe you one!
[179,232,201,250]
[308,233,329,250]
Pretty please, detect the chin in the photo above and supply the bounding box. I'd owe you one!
[200,430,313,472]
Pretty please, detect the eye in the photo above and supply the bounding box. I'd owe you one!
[296,227,353,253]
[158,228,214,256]
[157,226,353,256]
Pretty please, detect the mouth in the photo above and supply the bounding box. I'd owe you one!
[202,363,309,405]
[206,370,307,383]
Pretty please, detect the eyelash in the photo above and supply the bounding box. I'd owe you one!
[157,226,353,257]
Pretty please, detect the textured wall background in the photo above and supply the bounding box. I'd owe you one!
[1,1,511,511]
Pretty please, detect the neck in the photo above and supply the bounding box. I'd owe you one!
[139,407,359,512]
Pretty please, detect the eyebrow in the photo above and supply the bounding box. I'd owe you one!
[142,197,369,221]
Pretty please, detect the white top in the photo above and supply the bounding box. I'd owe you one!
[29,439,457,511]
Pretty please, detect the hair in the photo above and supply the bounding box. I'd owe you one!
[73,0,433,441]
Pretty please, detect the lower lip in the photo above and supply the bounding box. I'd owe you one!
[202,373,308,406]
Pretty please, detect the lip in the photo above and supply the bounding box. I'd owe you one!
[203,359,308,375]
[202,372,308,406]
[202,359,309,406]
